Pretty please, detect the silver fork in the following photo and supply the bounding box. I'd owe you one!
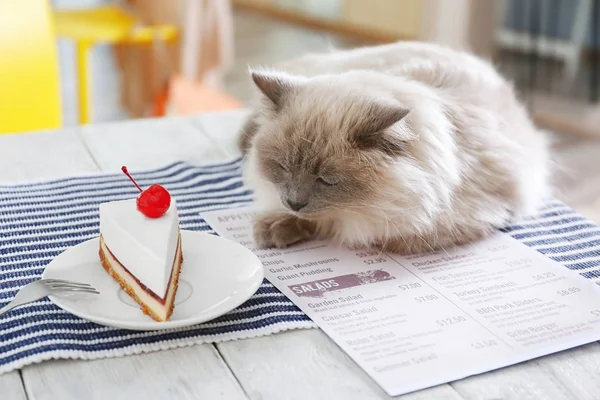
[0,279,99,317]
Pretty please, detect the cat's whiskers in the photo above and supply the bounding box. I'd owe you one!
[401,225,443,256]
[382,211,392,251]
[380,211,401,257]
[396,231,411,254]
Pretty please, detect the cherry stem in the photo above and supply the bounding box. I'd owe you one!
[121,166,143,192]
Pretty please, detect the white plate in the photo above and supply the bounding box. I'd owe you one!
[42,230,264,331]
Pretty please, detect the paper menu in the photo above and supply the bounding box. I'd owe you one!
[202,207,600,396]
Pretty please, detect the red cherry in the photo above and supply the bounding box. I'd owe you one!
[121,166,171,218]
[137,184,171,218]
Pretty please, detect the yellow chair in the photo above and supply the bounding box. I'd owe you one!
[0,0,62,135]
[53,5,179,125]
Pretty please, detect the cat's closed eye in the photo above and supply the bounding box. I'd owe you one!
[317,176,339,186]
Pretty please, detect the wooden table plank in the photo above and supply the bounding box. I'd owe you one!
[451,342,600,400]
[22,346,248,400]
[189,109,251,158]
[217,329,464,400]
[79,116,229,171]
[537,342,600,399]
[0,128,99,182]
[0,372,27,400]
[451,359,576,400]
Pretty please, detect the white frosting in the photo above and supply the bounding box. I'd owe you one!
[99,198,179,297]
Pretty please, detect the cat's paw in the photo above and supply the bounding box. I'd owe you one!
[253,213,315,249]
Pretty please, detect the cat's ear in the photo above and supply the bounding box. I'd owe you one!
[353,103,413,155]
[250,69,304,111]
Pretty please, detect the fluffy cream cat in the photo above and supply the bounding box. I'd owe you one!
[239,41,550,254]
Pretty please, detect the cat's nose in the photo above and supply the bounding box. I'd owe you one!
[286,199,307,211]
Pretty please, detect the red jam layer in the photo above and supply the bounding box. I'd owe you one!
[104,236,181,305]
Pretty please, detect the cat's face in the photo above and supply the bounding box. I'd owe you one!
[249,70,413,218]
[254,127,380,216]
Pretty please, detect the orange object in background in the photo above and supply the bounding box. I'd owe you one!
[151,83,170,117]
[0,0,62,134]
[153,75,242,117]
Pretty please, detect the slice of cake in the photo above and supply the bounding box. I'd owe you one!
[98,167,183,322]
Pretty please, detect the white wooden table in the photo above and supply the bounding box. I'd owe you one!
[2,110,600,400]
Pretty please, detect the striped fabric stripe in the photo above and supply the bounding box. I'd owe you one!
[1,160,600,374]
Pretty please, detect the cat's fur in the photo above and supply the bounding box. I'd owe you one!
[240,41,550,254]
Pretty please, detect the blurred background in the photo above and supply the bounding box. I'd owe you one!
[1,0,599,220]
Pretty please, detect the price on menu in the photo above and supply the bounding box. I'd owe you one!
[364,258,387,265]
[532,272,556,281]
[470,340,498,349]
[488,244,509,252]
[506,258,531,267]
[414,294,439,303]
[436,316,467,326]
[355,251,379,258]
[399,282,422,291]
[557,287,581,296]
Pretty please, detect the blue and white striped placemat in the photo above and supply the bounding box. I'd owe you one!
[1,160,600,374]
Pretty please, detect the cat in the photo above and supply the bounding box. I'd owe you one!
[239,41,550,255]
